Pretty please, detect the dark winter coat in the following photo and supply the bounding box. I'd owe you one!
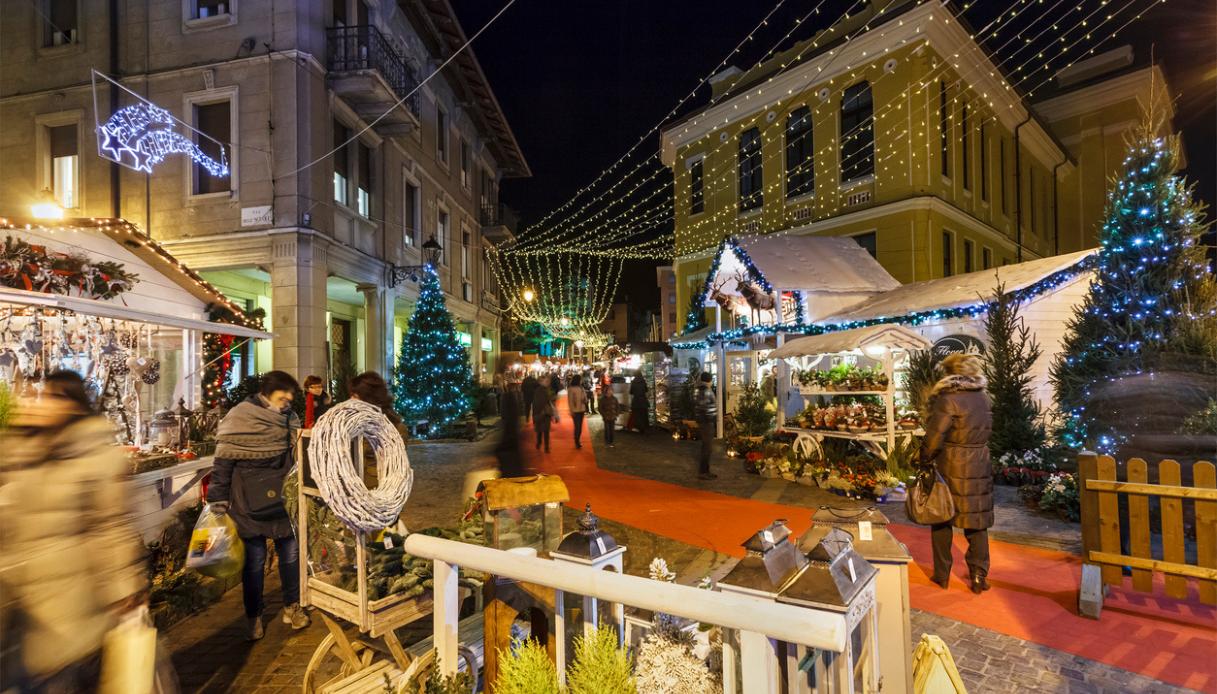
[207,396,298,539]
[919,374,994,530]
[531,384,555,428]
[629,377,649,411]
[522,376,539,403]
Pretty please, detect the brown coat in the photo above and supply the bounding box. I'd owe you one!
[920,375,994,529]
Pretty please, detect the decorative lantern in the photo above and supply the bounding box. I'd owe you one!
[173,398,194,451]
[148,408,177,448]
[718,519,808,598]
[477,474,569,555]
[799,507,913,693]
[551,504,628,679]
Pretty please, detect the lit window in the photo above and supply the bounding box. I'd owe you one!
[436,107,448,164]
[191,0,232,20]
[333,121,349,206]
[357,142,372,217]
[404,179,420,246]
[460,139,470,188]
[785,106,813,198]
[193,101,231,195]
[48,124,78,209]
[738,127,762,212]
[840,81,874,183]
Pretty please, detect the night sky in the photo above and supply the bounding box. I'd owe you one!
[453,0,1217,315]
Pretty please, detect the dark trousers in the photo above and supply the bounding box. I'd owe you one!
[572,412,585,447]
[930,523,990,580]
[603,417,615,445]
[535,424,551,451]
[697,419,714,474]
[588,396,597,414]
[632,407,648,434]
[243,534,300,618]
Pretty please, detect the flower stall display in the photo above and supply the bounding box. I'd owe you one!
[796,363,889,393]
[992,449,1059,486]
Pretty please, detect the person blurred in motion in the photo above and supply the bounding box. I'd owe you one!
[598,381,619,448]
[302,374,332,428]
[0,370,147,694]
[566,374,588,449]
[587,369,600,414]
[495,378,526,477]
[207,370,306,641]
[920,353,994,594]
[531,374,555,453]
[345,371,407,488]
[694,371,719,481]
[629,370,649,434]
[521,371,539,423]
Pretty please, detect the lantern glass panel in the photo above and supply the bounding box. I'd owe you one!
[477,475,569,555]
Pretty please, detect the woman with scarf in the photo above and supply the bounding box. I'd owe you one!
[207,370,306,640]
[919,353,994,594]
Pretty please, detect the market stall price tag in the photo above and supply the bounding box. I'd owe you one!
[595,536,606,554]
[383,535,394,550]
[858,521,873,542]
[847,558,858,582]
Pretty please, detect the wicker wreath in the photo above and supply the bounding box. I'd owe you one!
[309,399,413,532]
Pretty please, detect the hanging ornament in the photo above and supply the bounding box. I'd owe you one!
[107,352,131,376]
[141,358,161,385]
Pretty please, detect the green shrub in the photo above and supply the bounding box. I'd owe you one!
[1180,399,1217,435]
[903,349,940,420]
[0,381,12,430]
[733,383,773,437]
[567,626,636,694]
[494,639,559,694]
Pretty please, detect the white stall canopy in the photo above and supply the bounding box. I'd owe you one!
[771,325,930,360]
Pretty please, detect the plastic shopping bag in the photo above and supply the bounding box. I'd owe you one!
[100,607,157,694]
[185,503,245,579]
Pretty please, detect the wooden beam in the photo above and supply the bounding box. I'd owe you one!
[1083,479,1217,500]
[1087,551,1217,581]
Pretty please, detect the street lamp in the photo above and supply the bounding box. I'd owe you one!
[388,235,444,287]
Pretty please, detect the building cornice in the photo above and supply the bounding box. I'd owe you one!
[1031,65,1172,123]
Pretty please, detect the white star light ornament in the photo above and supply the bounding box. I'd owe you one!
[96,102,229,177]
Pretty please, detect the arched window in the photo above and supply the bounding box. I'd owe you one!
[738,127,763,212]
[785,107,814,198]
[840,81,874,183]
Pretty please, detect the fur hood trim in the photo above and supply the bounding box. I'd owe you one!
[929,373,987,399]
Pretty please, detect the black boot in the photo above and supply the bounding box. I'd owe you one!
[969,574,990,594]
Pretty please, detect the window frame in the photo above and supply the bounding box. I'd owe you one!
[183,85,239,202]
[356,141,373,218]
[687,155,705,216]
[960,104,970,192]
[436,202,450,266]
[839,81,875,184]
[942,230,955,277]
[333,120,351,208]
[35,111,84,212]
[785,105,814,199]
[982,246,993,270]
[850,230,878,259]
[459,138,471,190]
[403,169,421,247]
[939,81,950,180]
[979,122,989,203]
[436,105,449,167]
[737,127,763,213]
[182,0,237,33]
[40,0,81,49]
[963,238,975,273]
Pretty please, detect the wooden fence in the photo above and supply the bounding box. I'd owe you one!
[1078,453,1217,618]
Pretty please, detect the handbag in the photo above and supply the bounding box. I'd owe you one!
[905,468,956,525]
[100,606,157,694]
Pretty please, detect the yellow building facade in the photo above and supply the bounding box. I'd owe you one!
[662,1,1172,334]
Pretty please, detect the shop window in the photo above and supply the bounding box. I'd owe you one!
[333,121,349,206]
[689,158,704,215]
[840,81,874,183]
[738,127,762,212]
[785,106,813,198]
[357,142,372,218]
[47,123,78,209]
[192,100,232,196]
[42,0,78,47]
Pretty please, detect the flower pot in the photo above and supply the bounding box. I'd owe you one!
[760,467,779,478]
[796,475,817,487]
[781,472,797,482]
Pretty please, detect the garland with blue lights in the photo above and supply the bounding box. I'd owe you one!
[1050,123,1217,453]
[392,265,473,434]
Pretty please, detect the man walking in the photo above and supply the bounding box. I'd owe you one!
[693,372,718,480]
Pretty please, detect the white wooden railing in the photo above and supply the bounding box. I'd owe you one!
[403,534,849,693]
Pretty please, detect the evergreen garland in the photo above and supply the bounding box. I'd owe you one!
[392,266,473,433]
[1051,121,1217,451]
[983,283,1046,458]
[0,235,138,299]
[202,304,265,409]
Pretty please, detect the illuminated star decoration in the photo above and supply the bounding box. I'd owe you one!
[97,103,229,177]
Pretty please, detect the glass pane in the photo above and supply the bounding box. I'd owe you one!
[52,155,77,208]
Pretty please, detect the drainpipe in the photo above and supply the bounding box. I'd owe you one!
[1052,159,1066,256]
[1013,113,1033,262]
[109,0,121,218]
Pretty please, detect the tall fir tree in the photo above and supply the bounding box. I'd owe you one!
[392,266,473,432]
[1051,120,1217,452]
[983,283,1046,458]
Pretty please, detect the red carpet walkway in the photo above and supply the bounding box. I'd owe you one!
[526,399,1217,692]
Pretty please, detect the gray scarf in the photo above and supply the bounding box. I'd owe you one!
[215,398,300,460]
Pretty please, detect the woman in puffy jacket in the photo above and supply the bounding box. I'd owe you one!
[919,353,994,594]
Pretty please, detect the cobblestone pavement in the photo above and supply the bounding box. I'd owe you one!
[162,417,1190,692]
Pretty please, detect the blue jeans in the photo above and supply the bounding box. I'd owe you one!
[242,535,300,618]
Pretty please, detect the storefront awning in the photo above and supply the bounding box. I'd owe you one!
[770,324,929,359]
[0,287,273,339]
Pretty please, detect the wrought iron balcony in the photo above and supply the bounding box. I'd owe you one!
[480,203,518,243]
[326,25,420,133]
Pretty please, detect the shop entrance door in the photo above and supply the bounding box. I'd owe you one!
[330,317,354,394]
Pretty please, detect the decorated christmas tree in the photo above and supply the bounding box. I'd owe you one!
[393,266,473,433]
[983,283,1046,458]
[1051,119,1217,452]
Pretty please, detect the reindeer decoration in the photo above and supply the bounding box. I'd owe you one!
[708,276,736,312]
[734,270,776,326]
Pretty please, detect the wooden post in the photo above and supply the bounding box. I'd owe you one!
[775,333,786,429]
[1077,452,1105,619]
[433,560,460,677]
[722,628,738,694]
[1126,458,1153,593]
[1095,455,1122,587]
[1159,460,1187,599]
[883,352,896,453]
[1195,461,1217,605]
[715,305,725,439]
[554,589,567,686]
[739,629,777,693]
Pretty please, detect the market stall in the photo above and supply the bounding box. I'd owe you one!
[770,325,929,464]
[0,218,271,539]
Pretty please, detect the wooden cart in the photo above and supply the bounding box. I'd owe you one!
[295,431,481,693]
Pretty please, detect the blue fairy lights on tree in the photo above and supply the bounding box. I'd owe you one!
[392,266,473,433]
[1051,119,1217,452]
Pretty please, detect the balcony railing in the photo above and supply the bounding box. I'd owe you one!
[326,24,420,117]
[479,203,519,233]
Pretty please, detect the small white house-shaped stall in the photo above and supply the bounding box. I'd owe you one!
[673,236,899,436]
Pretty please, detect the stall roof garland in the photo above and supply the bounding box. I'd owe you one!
[684,236,772,331]
[672,253,1099,351]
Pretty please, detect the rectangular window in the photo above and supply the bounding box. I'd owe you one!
[1001,139,1009,216]
[192,101,231,195]
[961,105,970,190]
[48,124,78,209]
[437,207,449,265]
[333,121,349,206]
[333,0,347,25]
[963,239,975,273]
[942,231,954,277]
[982,246,993,270]
[738,127,762,212]
[357,143,372,217]
[689,158,705,215]
[840,81,874,182]
[404,180,420,246]
[1029,167,1036,234]
[785,106,814,198]
[436,107,448,165]
[939,81,950,178]
[460,139,471,188]
[851,231,877,259]
[191,0,232,19]
[43,0,78,46]
[979,122,989,202]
